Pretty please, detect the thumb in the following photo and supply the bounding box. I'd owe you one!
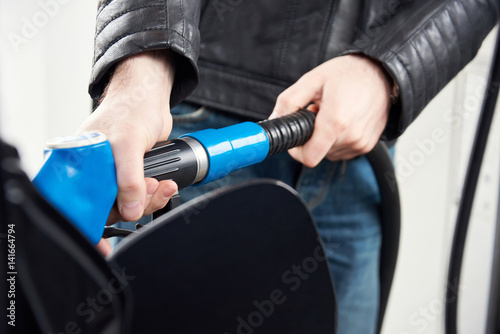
[112,137,147,222]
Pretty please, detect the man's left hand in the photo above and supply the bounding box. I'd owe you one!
[270,54,393,166]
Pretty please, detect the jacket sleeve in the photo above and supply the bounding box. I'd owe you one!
[89,0,202,106]
[349,0,499,140]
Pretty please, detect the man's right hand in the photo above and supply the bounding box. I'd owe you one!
[78,50,178,225]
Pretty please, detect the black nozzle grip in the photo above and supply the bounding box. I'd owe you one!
[143,139,199,190]
[258,109,316,156]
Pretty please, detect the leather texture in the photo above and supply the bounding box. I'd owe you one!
[91,0,201,106]
[90,0,499,140]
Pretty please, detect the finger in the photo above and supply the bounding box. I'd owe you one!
[111,136,148,222]
[287,107,339,167]
[325,149,363,162]
[106,206,122,225]
[144,179,178,215]
[96,238,112,256]
[326,114,384,161]
[270,74,323,119]
[142,177,159,213]
[306,103,320,113]
[325,137,377,161]
[145,177,160,199]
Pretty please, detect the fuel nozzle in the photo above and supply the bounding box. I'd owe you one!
[144,109,316,189]
[32,109,316,244]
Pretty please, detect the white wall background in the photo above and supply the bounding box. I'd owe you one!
[0,1,95,176]
[1,2,499,334]
[383,27,500,334]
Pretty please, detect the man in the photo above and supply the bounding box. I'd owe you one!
[78,1,499,333]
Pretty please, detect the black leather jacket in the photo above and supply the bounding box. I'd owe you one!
[90,0,499,140]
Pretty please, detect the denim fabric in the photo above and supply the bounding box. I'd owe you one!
[170,102,392,334]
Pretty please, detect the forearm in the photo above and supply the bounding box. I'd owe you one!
[90,0,202,106]
[101,50,175,118]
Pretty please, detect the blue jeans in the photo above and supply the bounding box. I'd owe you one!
[170,102,389,334]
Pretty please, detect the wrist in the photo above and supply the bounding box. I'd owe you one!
[355,53,399,105]
[103,50,176,109]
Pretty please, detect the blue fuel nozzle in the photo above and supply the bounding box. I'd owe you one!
[32,109,315,244]
[144,108,315,188]
[32,133,117,245]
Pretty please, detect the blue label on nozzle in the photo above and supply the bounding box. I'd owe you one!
[32,133,117,245]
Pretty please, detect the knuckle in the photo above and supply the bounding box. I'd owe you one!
[276,93,291,108]
[300,69,321,83]
[361,140,377,154]
[151,202,167,215]
[350,138,374,156]
[304,145,328,167]
[119,179,143,194]
[302,155,321,168]
[334,119,348,133]
[352,137,367,152]
[144,199,165,216]
[344,129,366,148]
